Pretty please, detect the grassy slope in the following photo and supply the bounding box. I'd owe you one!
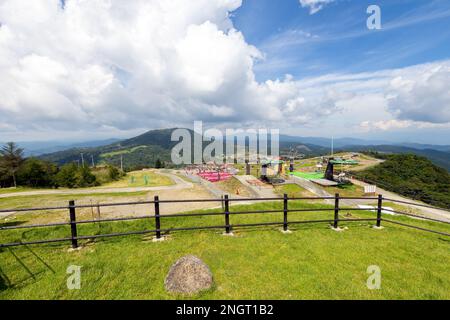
[274,184,316,198]
[1,201,449,300]
[326,184,366,198]
[100,170,174,188]
[0,187,34,195]
[0,192,149,209]
[215,177,253,197]
[234,164,260,177]
[0,171,173,197]
[100,146,148,158]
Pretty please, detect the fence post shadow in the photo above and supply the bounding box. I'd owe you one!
[0,266,12,290]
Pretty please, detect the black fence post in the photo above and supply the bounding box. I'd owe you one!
[334,193,340,229]
[377,194,383,228]
[224,195,231,234]
[154,196,161,239]
[69,200,78,249]
[283,194,288,232]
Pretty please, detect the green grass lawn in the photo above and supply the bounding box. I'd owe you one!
[0,187,34,195]
[294,162,316,168]
[326,184,366,198]
[234,164,260,177]
[1,201,449,300]
[0,192,149,211]
[100,146,148,158]
[100,170,174,188]
[215,177,253,197]
[274,184,316,199]
[1,170,173,196]
[291,171,324,180]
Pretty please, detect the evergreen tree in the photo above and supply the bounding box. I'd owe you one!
[77,165,97,187]
[17,158,58,187]
[56,163,79,188]
[0,142,24,188]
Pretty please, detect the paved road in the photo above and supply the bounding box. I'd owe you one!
[0,172,193,199]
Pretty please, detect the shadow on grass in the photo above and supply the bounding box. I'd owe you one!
[1,245,56,289]
[0,220,27,228]
[0,266,12,291]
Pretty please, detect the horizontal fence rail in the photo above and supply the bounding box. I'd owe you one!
[0,194,449,248]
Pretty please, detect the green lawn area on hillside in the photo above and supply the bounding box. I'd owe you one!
[0,171,173,196]
[0,187,34,195]
[99,170,174,188]
[1,201,449,300]
[234,164,260,177]
[274,184,316,199]
[326,184,366,198]
[215,177,253,197]
[100,146,148,158]
[291,171,324,180]
[0,192,148,211]
[294,162,316,168]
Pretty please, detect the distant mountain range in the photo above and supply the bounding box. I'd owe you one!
[6,139,121,156]
[279,135,391,148]
[279,135,450,152]
[22,129,450,171]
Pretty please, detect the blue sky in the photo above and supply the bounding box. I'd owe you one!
[0,0,449,144]
[233,0,450,80]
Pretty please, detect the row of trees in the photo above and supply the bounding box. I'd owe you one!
[0,142,122,189]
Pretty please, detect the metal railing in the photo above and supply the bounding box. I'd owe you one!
[0,194,449,249]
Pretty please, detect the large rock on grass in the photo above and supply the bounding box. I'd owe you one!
[164,255,213,294]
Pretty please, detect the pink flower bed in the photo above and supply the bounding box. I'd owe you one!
[198,171,233,182]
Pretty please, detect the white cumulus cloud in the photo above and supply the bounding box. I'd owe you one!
[0,0,449,141]
[387,64,450,123]
[0,0,341,136]
[299,0,335,14]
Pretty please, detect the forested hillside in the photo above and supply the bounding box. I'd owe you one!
[343,145,450,171]
[40,129,176,170]
[354,154,450,209]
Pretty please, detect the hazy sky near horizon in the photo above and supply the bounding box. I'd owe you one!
[0,0,449,144]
